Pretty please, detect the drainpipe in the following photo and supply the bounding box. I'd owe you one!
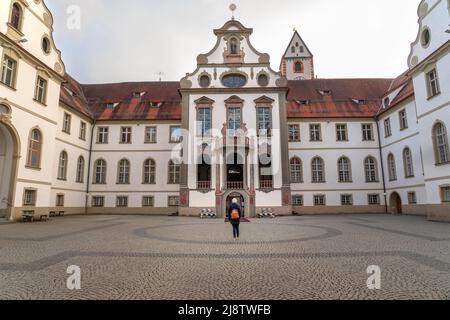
[375,117,388,213]
[85,119,96,214]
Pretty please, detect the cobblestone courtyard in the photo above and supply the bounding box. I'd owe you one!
[0,214,449,300]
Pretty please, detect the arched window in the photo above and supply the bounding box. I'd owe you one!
[94,159,107,184]
[168,160,181,184]
[311,157,325,183]
[230,38,238,54]
[433,122,450,164]
[388,154,397,181]
[57,151,68,180]
[143,159,156,184]
[403,148,414,178]
[76,156,85,183]
[117,159,130,184]
[338,157,352,182]
[10,3,22,31]
[364,156,378,182]
[26,129,42,168]
[290,157,303,183]
[294,61,303,73]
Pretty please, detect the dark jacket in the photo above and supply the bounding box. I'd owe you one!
[227,203,242,225]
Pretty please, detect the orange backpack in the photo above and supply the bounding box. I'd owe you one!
[231,209,240,220]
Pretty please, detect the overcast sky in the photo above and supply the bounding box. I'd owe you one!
[45,0,420,84]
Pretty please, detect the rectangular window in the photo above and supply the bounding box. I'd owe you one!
[79,121,87,140]
[384,118,392,137]
[288,124,300,142]
[142,196,155,207]
[23,189,37,206]
[310,124,321,141]
[116,196,128,207]
[92,196,105,207]
[34,77,47,104]
[120,127,132,144]
[56,194,65,207]
[197,108,212,137]
[362,124,374,141]
[441,186,450,202]
[170,126,182,143]
[313,195,326,206]
[62,113,71,134]
[1,55,17,88]
[408,192,417,205]
[336,124,348,141]
[292,195,303,206]
[341,194,353,206]
[97,127,109,144]
[144,126,157,144]
[368,194,380,205]
[426,69,440,98]
[399,110,408,130]
[227,107,241,136]
[168,196,180,207]
[257,107,272,137]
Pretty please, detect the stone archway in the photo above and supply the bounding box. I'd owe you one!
[0,118,21,221]
[389,192,402,214]
[219,190,254,218]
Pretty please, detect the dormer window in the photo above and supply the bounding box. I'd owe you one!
[230,38,238,54]
[297,100,309,106]
[106,103,119,109]
[150,102,162,108]
[384,97,390,108]
[10,3,22,31]
[319,90,332,96]
[352,99,366,105]
[133,91,145,98]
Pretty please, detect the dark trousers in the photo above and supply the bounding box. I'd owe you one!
[232,224,240,238]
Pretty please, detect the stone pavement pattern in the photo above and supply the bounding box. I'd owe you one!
[0,214,449,300]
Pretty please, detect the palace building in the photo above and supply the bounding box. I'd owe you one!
[0,0,449,222]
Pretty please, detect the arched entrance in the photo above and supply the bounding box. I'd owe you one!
[389,192,402,214]
[226,192,245,217]
[0,112,20,220]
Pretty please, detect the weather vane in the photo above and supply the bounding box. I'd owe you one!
[229,4,237,20]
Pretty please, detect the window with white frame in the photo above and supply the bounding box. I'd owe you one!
[62,113,71,134]
[79,121,87,140]
[142,196,154,207]
[399,110,408,130]
[56,194,65,207]
[117,159,130,184]
[368,194,380,205]
[26,129,42,169]
[257,107,272,137]
[313,195,326,206]
[34,77,47,104]
[168,160,181,184]
[433,122,450,164]
[288,124,300,142]
[57,151,68,180]
[338,157,352,182]
[384,118,392,137]
[442,186,450,202]
[311,157,325,183]
[143,159,156,184]
[426,69,440,98]
[1,55,17,88]
[94,159,107,184]
[336,124,348,141]
[23,189,36,206]
[364,156,379,182]
[76,156,85,183]
[310,124,321,141]
[292,195,303,206]
[341,194,353,206]
[170,126,183,143]
[92,196,104,207]
[290,157,303,183]
[168,196,180,207]
[97,127,109,144]
[403,147,414,178]
[362,124,374,141]
[120,127,132,144]
[145,126,157,143]
[116,196,128,207]
[408,192,417,205]
[197,108,212,137]
[388,154,397,181]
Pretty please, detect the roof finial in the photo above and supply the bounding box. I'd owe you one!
[293,27,297,33]
[229,4,237,20]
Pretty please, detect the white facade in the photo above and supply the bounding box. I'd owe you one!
[0,0,449,222]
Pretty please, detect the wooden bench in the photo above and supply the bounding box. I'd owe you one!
[49,211,57,217]
[57,211,65,217]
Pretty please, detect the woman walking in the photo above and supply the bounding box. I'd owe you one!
[227,198,242,240]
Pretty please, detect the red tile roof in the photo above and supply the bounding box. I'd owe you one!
[60,74,93,119]
[286,79,392,118]
[80,82,182,121]
[377,79,415,116]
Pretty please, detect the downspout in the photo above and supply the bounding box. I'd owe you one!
[85,119,96,214]
[375,117,388,213]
